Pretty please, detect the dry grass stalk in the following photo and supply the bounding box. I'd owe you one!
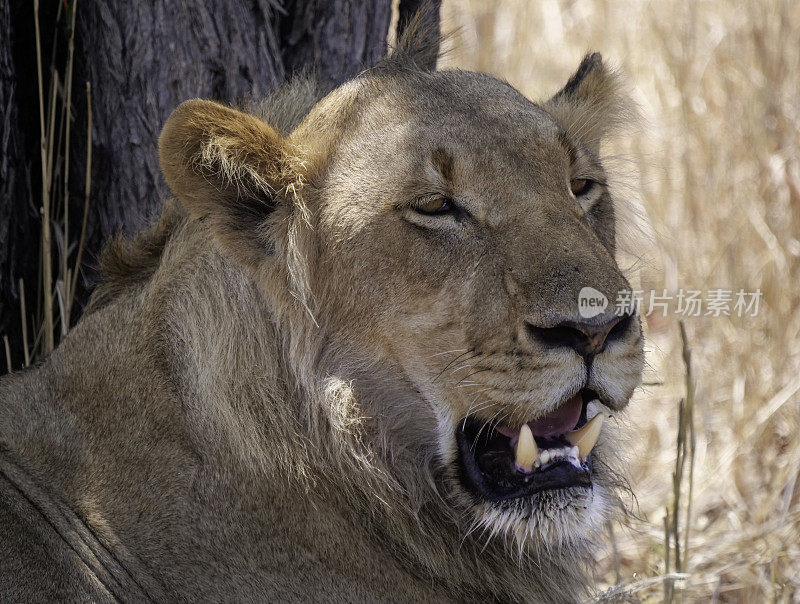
[33,0,54,354]
[42,73,57,353]
[3,1,92,371]
[679,321,695,577]
[664,511,673,602]
[664,322,696,602]
[18,279,29,367]
[2,336,10,374]
[67,81,92,320]
[61,0,77,329]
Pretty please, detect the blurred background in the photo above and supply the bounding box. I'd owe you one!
[439,0,800,600]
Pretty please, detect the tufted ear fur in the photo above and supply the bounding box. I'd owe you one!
[394,2,443,71]
[158,99,301,267]
[544,53,632,155]
[374,2,444,74]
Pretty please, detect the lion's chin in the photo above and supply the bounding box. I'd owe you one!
[450,390,618,550]
[469,483,608,553]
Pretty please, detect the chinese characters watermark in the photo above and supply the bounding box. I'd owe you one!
[611,288,762,317]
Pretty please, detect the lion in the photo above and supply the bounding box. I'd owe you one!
[0,21,644,603]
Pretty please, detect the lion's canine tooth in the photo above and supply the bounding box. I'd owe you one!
[565,413,604,458]
[515,424,538,470]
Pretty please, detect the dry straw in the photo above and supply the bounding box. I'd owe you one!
[7,0,93,367]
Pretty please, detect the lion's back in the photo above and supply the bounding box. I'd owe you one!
[0,446,126,602]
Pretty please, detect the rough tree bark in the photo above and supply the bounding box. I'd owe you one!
[0,0,442,372]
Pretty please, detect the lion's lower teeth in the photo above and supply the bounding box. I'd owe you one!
[531,446,581,470]
[515,443,583,474]
[512,409,604,473]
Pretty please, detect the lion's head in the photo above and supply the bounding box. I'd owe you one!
[157,28,644,592]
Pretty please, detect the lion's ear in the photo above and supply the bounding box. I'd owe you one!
[381,3,443,72]
[158,99,298,267]
[544,53,632,155]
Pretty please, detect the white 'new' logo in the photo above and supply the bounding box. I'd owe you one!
[578,287,608,318]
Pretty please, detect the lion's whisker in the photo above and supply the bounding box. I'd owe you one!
[433,350,478,384]
[431,348,469,357]
[455,368,492,387]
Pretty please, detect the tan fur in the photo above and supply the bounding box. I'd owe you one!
[0,26,644,603]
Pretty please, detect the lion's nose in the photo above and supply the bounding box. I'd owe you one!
[526,314,633,359]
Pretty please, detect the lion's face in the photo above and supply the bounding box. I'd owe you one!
[296,64,644,546]
[159,53,644,553]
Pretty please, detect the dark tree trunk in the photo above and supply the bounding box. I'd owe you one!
[0,0,442,373]
[1,0,37,371]
[73,0,395,256]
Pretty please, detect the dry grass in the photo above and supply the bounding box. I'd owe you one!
[4,0,93,370]
[441,0,800,600]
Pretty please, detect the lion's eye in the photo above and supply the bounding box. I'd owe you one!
[415,196,455,216]
[570,178,594,197]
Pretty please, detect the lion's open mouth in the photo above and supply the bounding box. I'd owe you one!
[456,389,603,502]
